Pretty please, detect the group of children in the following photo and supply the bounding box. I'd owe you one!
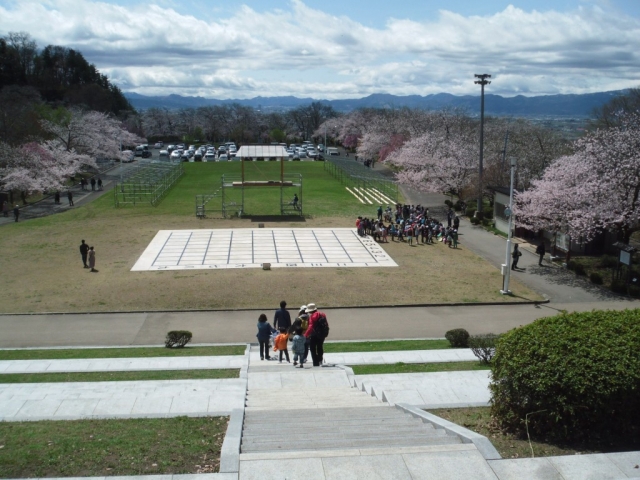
[356,204,461,248]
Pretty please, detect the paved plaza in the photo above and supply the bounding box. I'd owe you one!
[132,228,398,271]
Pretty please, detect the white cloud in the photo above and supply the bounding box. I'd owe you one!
[1,0,639,98]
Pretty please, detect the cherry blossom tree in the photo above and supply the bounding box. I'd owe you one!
[0,141,83,195]
[1,107,144,199]
[515,113,640,244]
[42,108,143,161]
[388,112,478,200]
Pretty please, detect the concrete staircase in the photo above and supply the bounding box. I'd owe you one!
[241,404,463,453]
[241,358,463,454]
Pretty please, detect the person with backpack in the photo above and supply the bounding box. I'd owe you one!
[304,303,329,367]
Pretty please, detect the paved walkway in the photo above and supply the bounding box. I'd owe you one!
[0,355,245,374]
[354,371,491,408]
[0,378,247,421]
[247,348,477,368]
[1,301,635,348]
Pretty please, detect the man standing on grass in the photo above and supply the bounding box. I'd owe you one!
[13,205,19,222]
[80,240,90,268]
[273,300,291,332]
[67,191,74,206]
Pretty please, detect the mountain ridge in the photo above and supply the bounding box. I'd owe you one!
[125,90,627,117]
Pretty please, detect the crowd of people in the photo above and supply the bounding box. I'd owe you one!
[256,301,330,368]
[356,204,461,248]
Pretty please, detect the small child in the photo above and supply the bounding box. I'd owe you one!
[292,327,306,368]
[273,327,290,363]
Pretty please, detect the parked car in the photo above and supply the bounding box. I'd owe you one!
[218,153,228,161]
[159,149,169,158]
[154,142,164,149]
[181,151,190,161]
[121,150,135,162]
[307,148,318,158]
[327,147,340,156]
[141,150,152,158]
[134,146,145,157]
[170,150,181,160]
[205,151,216,161]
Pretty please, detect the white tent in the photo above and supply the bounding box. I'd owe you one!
[236,145,288,160]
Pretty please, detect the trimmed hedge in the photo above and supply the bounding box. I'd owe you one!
[445,328,470,348]
[165,330,193,348]
[490,309,640,442]
[590,272,603,285]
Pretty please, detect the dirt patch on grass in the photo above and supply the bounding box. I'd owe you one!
[0,212,542,313]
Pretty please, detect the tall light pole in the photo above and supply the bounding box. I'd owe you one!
[474,73,491,219]
[501,157,516,295]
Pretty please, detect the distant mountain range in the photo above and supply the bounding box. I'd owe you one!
[124,90,628,117]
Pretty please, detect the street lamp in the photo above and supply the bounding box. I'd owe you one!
[501,157,517,295]
[474,73,491,219]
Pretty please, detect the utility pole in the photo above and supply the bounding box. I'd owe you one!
[474,73,491,219]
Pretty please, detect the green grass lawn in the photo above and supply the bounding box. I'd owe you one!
[325,339,451,353]
[352,361,489,375]
[0,345,245,360]
[0,416,228,477]
[0,369,239,383]
[100,162,370,218]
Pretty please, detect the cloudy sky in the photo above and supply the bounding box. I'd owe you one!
[1,0,639,99]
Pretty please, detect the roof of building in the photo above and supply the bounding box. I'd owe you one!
[236,145,288,158]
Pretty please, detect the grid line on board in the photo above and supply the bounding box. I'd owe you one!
[132,228,398,271]
[332,229,355,263]
[351,229,378,263]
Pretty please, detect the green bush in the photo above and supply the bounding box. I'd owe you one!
[468,334,499,364]
[445,328,470,348]
[482,207,493,219]
[573,263,586,276]
[629,285,640,298]
[599,255,618,268]
[444,199,453,208]
[590,272,603,284]
[566,260,577,271]
[465,206,476,218]
[454,200,465,212]
[610,279,627,294]
[490,309,640,442]
[470,217,480,225]
[165,330,193,348]
[481,218,493,227]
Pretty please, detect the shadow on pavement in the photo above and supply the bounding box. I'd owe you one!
[528,264,632,302]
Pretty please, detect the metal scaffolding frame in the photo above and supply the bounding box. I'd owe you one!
[114,161,184,207]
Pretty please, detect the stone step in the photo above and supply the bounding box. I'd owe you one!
[243,406,405,423]
[242,423,441,439]
[240,433,462,453]
[242,427,449,445]
[243,415,418,431]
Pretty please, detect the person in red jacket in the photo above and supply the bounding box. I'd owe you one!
[304,303,327,367]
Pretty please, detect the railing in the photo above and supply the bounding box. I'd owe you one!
[195,189,221,218]
[324,157,398,203]
[114,161,184,207]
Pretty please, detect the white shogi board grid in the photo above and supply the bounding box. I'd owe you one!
[131,228,398,271]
